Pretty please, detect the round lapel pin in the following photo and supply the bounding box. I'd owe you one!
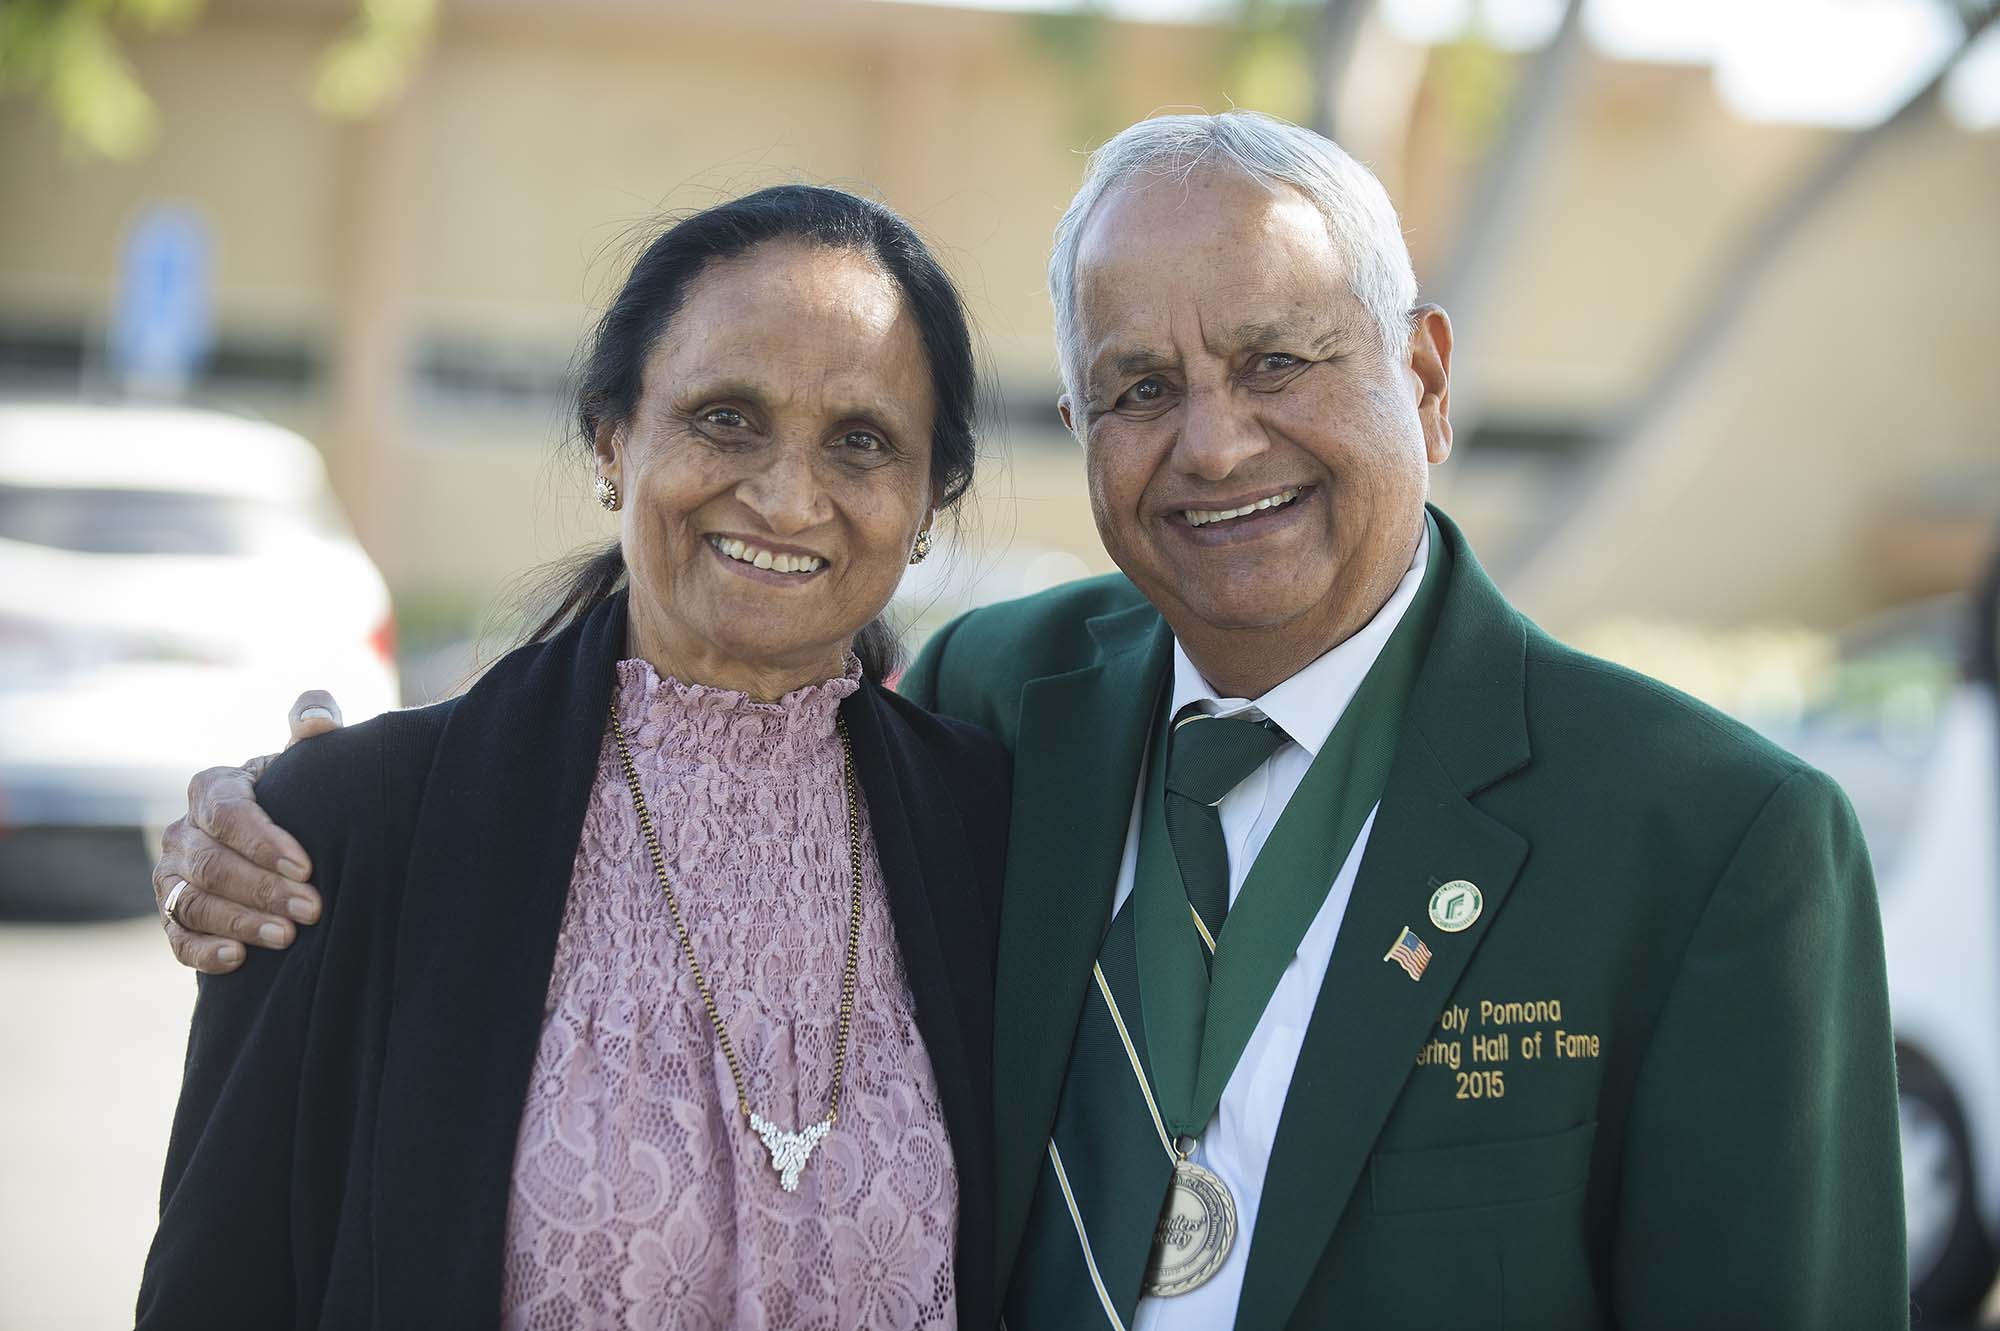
[1428,880,1483,933]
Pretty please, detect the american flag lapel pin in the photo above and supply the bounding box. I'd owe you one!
[1383,925,1433,982]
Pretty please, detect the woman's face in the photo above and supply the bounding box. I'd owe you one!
[599,240,938,690]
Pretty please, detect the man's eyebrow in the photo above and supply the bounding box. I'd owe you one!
[1216,315,1357,353]
[1087,346,1177,391]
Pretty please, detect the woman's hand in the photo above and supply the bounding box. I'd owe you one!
[152,691,346,973]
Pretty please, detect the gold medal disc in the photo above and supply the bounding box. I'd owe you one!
[1143,1157,1237,1296]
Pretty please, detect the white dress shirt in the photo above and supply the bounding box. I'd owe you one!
[1116,523,1429,1331]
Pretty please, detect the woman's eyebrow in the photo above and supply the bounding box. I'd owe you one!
[670,376,912,430]
[670,375,771,405]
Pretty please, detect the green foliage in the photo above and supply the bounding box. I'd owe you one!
[1020,0,1319,142]
[1216,0,1315,124]
[312,0,436,120]
[1019,6,1115,144]
[1430,34,1516,155]
[0,0,202,159]
[0,0,436,160]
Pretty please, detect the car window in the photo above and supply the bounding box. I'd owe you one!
[0,483,322,556]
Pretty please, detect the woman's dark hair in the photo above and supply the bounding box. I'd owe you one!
[526,185,981,678]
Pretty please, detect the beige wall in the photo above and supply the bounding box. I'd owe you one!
[1507,114,2000,632]
[2,2,1993,641]
[0,19,339,329]
[1455,59,1834,417]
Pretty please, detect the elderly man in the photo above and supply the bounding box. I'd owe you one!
[155,112,1905,1328]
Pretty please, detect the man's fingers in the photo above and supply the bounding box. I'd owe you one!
[187,826,319,925]
[205,789,314,887]
[153,857,252,973]
[164,919,247,975]
[162,814,319,920]
[165,874,298,951]
[148,695,340,979]
[287,690,344,748]
[187,762,255,832]
[185,761,312,885]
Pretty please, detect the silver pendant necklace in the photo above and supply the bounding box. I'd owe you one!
[610,701,865,1193]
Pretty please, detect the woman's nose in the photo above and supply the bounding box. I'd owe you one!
[737,448,829,535]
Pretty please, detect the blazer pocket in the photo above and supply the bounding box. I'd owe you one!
[1370,1120,1597,1216]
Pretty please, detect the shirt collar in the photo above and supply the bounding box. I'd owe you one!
[1169,520,1430,759]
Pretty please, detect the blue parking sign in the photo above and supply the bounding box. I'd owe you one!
[111,205,214,396]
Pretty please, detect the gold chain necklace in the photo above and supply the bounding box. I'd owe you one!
[609,699,864,1193]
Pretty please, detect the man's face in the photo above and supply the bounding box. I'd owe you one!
[1063,167,1451,673]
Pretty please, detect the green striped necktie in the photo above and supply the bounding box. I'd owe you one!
[1164,708,1287,960]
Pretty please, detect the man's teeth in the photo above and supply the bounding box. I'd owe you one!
[710,537,826,575]
[1183,487,1302,528]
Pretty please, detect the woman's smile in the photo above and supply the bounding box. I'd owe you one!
[705,533,831,584]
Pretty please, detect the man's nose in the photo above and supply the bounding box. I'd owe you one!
[737,446,829,535]
[1176,385,1269,482]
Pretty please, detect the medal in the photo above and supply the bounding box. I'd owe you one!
[1143,1145,1237,1296]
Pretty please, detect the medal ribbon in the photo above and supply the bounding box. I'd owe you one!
[1133,514,1449,1140]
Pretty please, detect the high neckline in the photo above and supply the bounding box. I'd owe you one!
[611,655,863,774]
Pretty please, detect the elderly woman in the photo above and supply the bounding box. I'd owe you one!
[137,186,1006,1330]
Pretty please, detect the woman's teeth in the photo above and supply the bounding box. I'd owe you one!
[710,537,826,575]
[1183,486,1302,528]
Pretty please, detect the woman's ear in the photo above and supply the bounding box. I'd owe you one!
[591,419,621,477]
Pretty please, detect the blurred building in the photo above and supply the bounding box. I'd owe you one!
[1,0,1994,660]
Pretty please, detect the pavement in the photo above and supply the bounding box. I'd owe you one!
[2,918,192,1330]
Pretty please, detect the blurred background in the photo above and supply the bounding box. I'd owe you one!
[1,0,1996,1324]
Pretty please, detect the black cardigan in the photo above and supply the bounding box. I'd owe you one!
[136,594,1007,1330]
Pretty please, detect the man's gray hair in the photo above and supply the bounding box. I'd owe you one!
[1048,109,1418,397]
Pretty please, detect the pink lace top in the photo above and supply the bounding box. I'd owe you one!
[498,658,959,1330]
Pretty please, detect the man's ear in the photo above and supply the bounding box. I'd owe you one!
[1407,304,1454,465]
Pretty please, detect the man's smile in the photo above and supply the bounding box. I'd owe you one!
[1169,484,1317,546]
[1181,485,1304,529]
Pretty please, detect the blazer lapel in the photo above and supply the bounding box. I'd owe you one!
[991,601,1172,1296]
[1236,511,1535,1331]
[371,595,625,1325]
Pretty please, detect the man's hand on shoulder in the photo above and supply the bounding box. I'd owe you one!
[152,690,346,974]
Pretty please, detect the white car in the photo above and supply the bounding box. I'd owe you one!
[0,403,399,917]
[1761,568,2000,1319]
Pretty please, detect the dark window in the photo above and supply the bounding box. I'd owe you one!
[0,484,324,556]
[1459,417,1603,455]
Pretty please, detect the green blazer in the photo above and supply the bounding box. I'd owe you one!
[901,506,1905,1331]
